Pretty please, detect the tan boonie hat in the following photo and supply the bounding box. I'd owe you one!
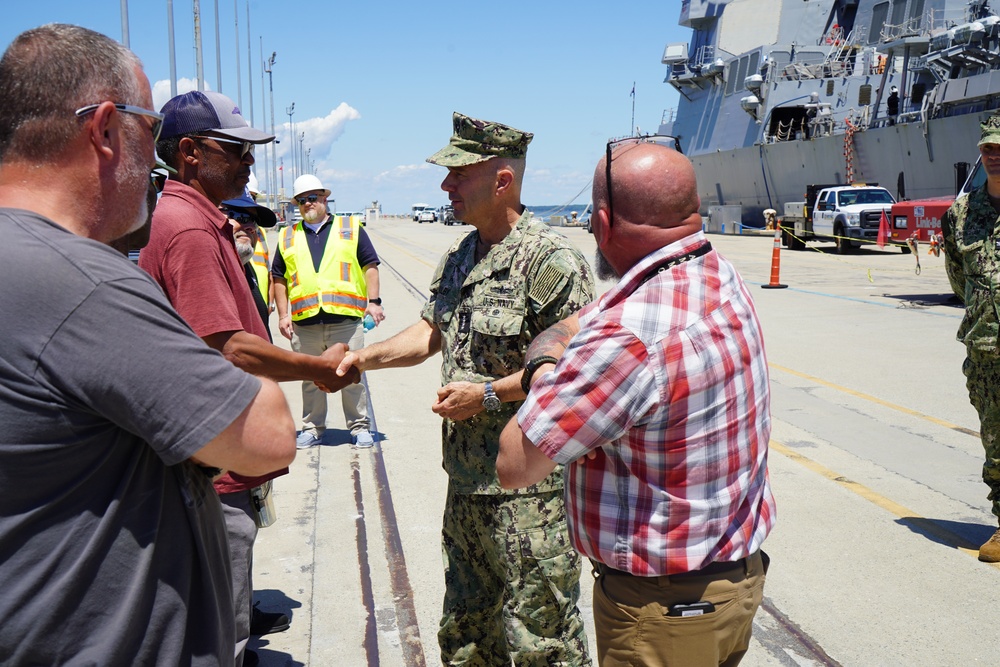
[979,112,1000,146]
[426,112,533,167]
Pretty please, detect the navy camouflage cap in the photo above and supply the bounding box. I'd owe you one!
[980,111,1000,146]
[426,112,533,167]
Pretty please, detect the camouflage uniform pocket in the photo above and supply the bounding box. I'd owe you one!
[512,519,581,623]
[470,289,526,375]
[963,273,1000,356]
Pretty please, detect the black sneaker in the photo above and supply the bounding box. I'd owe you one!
[250,601,291,636]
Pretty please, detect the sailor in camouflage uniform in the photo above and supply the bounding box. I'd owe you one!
[339,113,593,665]
[942,111,1000,562]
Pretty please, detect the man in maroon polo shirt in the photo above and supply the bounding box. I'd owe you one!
[140,90,358,667]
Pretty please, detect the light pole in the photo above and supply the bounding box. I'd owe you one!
[298,132,305,175]
[193,0,204,91]
[264,52,277,207]
[286,103,296,184]
[306,148,311,176]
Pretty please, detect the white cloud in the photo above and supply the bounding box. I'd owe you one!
[274,103,361,164]
[152,78,206,111]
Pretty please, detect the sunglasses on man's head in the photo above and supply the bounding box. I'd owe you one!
[604,134,683,228]
[295,194,323,206]
[193,135,254,159]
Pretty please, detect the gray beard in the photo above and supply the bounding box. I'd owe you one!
[595,248,619,281]
[236,239,254,265]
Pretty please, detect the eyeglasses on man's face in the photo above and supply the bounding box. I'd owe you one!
[223,209,257,227]
[604,134,683,228]
[150,170,167,194]
[295,194,323,206]
[193,135,255,159]
[75,103,165,143]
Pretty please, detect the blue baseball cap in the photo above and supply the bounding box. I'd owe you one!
[222,189,278,228]
[159,91,274,143]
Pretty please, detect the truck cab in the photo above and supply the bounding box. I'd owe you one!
[811,185,895,253]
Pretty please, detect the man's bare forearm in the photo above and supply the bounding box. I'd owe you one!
[204,330,359,389]
[342,319,442,374]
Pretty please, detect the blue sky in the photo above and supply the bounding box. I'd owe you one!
[2,2,687,213]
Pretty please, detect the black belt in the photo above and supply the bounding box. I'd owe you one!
[594,556,748,580]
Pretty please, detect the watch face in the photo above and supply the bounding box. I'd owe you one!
[484,396,502,411]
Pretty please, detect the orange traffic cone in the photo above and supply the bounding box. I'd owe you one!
[761,223,788,289]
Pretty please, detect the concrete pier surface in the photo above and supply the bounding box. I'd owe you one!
[250,218,998,666]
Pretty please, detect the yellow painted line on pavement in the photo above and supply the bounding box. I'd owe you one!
[770,439,1000,568]
[770,363,980,438]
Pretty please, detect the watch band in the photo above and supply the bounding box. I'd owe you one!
[521,356,559,394]
[483,381,502,412]
[368,298,382,305]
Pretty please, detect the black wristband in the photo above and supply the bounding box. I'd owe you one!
[368,298,382,305]
[521,356,559,394]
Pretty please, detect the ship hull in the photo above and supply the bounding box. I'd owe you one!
[689,109,986,227]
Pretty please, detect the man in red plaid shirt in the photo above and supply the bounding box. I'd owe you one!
[499,142,776,666]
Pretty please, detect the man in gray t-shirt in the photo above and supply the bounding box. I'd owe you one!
[0,25,296,665]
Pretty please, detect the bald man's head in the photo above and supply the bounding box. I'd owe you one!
[592,142,703,275]
[594,142,700,229]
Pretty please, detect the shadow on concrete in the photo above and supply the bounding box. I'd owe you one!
[320,428,387,447]
[880,292,963,308]
[249,589,302,667]
[895,516,995,551]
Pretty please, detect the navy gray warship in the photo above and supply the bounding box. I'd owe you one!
[657,0,1000,226]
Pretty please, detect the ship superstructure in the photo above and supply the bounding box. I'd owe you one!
[659,0,1000,225]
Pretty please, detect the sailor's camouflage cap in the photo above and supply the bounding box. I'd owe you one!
[980,112,1000,146]
[426,112,533,167]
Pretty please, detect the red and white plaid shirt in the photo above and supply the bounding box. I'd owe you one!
[518,231,776,576]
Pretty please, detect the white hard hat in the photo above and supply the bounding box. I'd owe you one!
[293,174,330,200]
[248,172,259,196]
[890,86,898,93]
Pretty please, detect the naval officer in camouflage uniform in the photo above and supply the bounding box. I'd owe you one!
[943,111,1000,562]
[338,113,593,665]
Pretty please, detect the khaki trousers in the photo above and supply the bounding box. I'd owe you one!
[291,319,369,437]
[593,551,767,667]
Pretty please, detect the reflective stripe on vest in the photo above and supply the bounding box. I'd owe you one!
[251,233,269,304]
[281,216,367,320]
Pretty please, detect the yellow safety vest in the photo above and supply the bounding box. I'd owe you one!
[280,215,367,320]
[251,233,270,304]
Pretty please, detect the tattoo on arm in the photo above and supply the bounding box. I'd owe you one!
[527,320,576,360]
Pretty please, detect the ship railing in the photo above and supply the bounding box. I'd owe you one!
[880,14,928,43]
[692,45,715,68]
[777,58,835,81]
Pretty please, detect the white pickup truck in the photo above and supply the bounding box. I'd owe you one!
[417,207,437,223]
[782,184,896,254]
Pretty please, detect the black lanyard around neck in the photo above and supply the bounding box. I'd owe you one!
[638,241,712,286]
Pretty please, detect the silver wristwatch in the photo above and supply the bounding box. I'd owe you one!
[482,381,501,412]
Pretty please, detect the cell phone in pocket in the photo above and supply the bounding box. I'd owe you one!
[666,601,716,617]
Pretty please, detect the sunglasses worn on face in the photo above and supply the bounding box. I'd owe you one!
[604,134,683,228]
[75,103,165,143]
[295,194,322,206]
[150,170,167,194]
[224,210,256,226]
[193,135,255,158]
